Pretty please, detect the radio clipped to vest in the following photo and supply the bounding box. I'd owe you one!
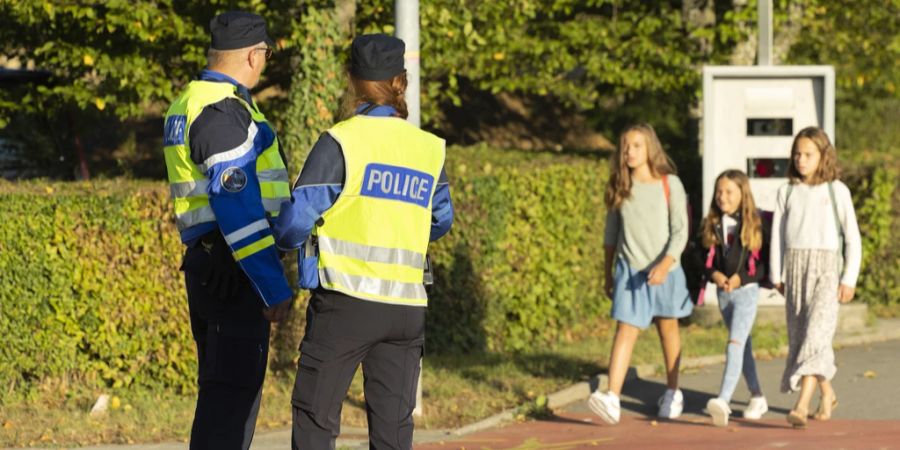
[298,235,320,290]
[423,254,434,286]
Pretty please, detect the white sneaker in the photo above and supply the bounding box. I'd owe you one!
[707,398,731,427]
[743,396,769,420]
[588,390,621,424]
[657,389,684,419]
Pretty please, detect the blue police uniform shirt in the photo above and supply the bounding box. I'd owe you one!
[183,69,292,307]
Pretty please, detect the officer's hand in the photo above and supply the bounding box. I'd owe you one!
[263,297,294,322]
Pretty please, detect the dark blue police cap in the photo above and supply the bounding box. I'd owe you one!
[210,11,273,51]
[351,34,406,81]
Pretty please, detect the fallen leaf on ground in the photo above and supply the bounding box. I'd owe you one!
[864,370,877,378]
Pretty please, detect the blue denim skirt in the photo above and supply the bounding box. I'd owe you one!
[611,257,693,329]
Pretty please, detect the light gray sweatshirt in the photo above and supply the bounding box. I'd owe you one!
[604,175,689,272]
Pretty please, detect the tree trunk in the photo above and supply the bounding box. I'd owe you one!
[68,111,90,180]
[773,1,805,64]
[335,0,356,35]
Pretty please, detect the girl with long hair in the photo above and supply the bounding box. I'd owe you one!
[589,123,693,424]
[771,127,861,428]
[699,170,769,426]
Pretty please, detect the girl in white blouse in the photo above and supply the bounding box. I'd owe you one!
[770,127,862,428]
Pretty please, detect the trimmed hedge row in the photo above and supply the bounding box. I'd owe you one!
[1,147,895,403]
[0,181,193,403]
[849,165,899,316]
[427,145,610,352]
[0,147,612,402]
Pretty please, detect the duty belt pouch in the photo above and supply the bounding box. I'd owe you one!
[298,235,320,290]
[423,253,434,286]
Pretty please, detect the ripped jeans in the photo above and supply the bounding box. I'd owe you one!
[717,283,762,402]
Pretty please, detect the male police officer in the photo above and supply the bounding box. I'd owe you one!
[162,11,293,450]
[272,34,453,450]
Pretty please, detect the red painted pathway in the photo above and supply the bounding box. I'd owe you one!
[415,412,900,450]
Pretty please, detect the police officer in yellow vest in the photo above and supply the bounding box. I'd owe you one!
[162,11,293,450]
[273,34,453,450]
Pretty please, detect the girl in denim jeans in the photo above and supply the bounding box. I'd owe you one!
[699,170,769,427]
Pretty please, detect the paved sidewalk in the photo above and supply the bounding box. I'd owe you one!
[417,338,900,449]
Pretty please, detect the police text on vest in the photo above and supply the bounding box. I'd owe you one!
[361,163,434,208]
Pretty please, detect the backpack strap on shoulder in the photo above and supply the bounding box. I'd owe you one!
[828,182,845,274]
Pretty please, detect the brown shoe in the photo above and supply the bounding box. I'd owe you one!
[813,396,838,421]
[787,409,808,428]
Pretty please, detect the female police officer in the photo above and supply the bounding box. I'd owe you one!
[273,34,453,450]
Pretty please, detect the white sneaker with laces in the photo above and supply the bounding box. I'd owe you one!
[743,396,769,419]
[707,397,731,427]
[657,388,684,419]
[588,390,621,425]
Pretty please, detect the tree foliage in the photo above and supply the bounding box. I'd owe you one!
[280,5,345,170]
[788,0,900,100]
[0,0,897,173]
[355,1,730,122]
[0,0,318,126]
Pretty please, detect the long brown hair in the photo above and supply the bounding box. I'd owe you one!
[339,70,409,120]
[701,170,762,251]
[787,126,839,185]
[604,123,677,209]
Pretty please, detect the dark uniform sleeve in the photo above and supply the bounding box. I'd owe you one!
[430,167,453,241]
[274,133,344,250]
[189,98,252,165]
[293,133,345,188]
[190,98,292,307]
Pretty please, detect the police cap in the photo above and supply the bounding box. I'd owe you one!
[350,34,406,81]
[210,11,273,51]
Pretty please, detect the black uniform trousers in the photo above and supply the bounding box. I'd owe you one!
[292,289,425,450]
[182,244,271,450]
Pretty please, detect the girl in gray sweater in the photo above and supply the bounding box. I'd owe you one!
[589,123,692,425]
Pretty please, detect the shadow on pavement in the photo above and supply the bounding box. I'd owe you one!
[619,375,792,419]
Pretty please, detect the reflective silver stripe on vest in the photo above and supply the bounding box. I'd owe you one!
[171,170,286,201]
[262,198,288,213]
[318,236,425,270]
[320,267,427,301]
[176,206,215,230]
[170,179,209,199]
[224,218,270,246]
[258,168,289,183]
[197,122,259,172]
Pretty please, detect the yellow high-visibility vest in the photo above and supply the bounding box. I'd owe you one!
[163,80,289,237]
[316,115,445,306]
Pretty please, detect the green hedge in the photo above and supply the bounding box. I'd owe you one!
[0,146,612,402]
[849,164,900,316]
[0,181,194,403]
[427,145,610,353]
